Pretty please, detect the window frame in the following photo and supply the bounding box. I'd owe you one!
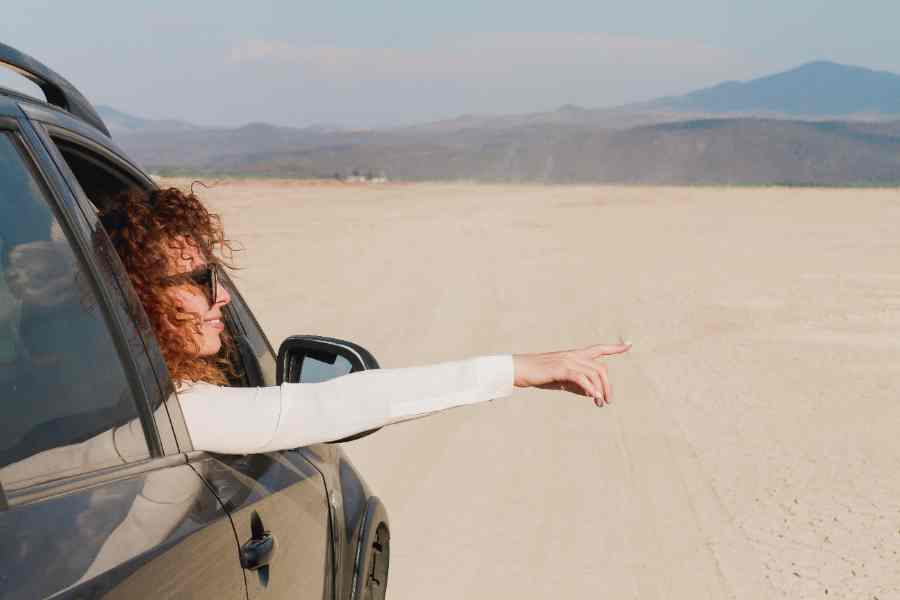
[32,121,188,454]
[0,115,162,503]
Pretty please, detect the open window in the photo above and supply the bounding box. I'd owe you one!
[54,140,142,210]
[48,134,148,213]
[44,128,276,394]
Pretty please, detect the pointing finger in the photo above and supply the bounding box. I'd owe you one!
[585,342,632,358]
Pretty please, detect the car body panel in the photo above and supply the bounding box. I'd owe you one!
[0,459,246,599]
[194,453,332,600]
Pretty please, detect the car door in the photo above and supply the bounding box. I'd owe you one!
[0,107,246,599]
[205,275,335,600]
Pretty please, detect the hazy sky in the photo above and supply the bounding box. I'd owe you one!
[2,1,898,128]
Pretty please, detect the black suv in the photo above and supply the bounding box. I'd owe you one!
[0,43,388,599]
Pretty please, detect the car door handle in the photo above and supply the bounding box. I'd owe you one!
[240,532,277,571]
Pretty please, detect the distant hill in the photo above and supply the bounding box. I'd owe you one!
[650,61,900,117]
[106,60,900,185]
[118,116,900,185]
[96,105,199,135]
[399,104,698,132]
[116,121,364,173]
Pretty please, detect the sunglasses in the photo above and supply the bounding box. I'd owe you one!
[160,264,220,304]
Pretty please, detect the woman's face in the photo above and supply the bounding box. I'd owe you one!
[163,237,231,357]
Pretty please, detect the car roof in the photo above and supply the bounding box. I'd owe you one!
[0,41,110,137]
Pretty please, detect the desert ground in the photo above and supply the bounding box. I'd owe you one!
[167,179,900,599]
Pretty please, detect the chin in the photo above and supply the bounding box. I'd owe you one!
[200,338,222,357]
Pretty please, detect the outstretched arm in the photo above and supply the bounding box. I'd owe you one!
[178,342,631,455]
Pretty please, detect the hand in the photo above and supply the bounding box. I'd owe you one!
[513,342,632,407]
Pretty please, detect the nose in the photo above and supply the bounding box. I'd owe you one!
[215,279,231,306]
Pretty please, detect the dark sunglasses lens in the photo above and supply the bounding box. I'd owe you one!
[209,267,218,304]
[190,267,217,304]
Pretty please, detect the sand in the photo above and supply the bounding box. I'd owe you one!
[167,179,900,599]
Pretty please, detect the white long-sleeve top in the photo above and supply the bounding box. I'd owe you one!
[179,354,515,454]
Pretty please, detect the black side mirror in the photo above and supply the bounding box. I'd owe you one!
[276,335,381,443]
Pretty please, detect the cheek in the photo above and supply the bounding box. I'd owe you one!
[169,287,208,315]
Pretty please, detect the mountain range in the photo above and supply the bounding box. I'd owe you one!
[103,61,900,185]
[651,61,900,117]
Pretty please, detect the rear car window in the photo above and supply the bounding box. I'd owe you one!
[51,137,143,212]
[0,132,149,492]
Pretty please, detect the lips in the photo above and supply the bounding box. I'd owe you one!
[204,316,224,330]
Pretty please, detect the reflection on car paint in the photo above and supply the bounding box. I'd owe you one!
[0,464,245,599]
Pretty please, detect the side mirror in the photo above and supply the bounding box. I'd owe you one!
[276,335,381,444]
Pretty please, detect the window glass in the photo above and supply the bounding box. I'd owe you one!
[0,66,45,102]
[0,132,149,492]
[299,353,353,383]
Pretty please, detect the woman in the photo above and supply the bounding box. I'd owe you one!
[100,187,631,453]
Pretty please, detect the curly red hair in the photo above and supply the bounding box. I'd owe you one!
[100,187,236,385]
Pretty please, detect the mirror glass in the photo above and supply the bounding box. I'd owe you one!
[299,352,353,383]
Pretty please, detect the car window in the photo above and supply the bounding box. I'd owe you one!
[50,136,145,213]
[42,130,184,455]
[0,131,149,492]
